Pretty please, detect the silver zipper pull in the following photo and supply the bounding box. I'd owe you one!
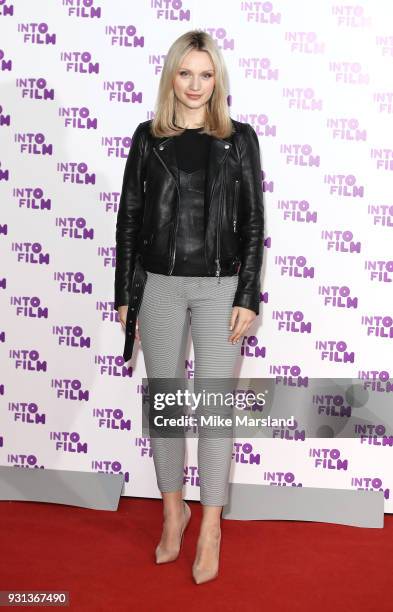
[215,258,221,284]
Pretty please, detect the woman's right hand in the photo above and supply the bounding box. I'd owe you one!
[117,305,128,331]
[118,306,141,342]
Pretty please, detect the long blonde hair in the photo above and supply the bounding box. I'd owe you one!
[151,29,234,139]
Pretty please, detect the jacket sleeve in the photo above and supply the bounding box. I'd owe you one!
[232,123,265,315]
[114,122,146,310]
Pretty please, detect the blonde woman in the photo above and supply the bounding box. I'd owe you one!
[115,30,264,584]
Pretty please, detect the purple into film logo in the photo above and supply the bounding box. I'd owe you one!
[361,315,393,339]
[59,106,97,129]
[283,86,322,111]
[275,255,314,278]
[11,296,48,319]
[135,437,153,459]
[367,204,393,227]
[272,418,305,441]
[332,5,372,28]
[0,103,10,126]
[0,1,14,16]
[52,324,91,349]
[95,355,133,378]
[241,2,281,24]
[278,198,317,224]
[92,460,129,483]
[238,57,278,81]
[280,144,320,167]
[93,408,131,431]
[16,77,54,101]
[272,310,312,334]
[50,431,88,453]
[313,394,352,418]
[60,51,99,74]
[271,365,309,387]
[321,229,361,253]
[10,349,47,372]
[370,147,393,172]
[18,23,56,45]
[8,454,44,469]
[264,471,302,487]
[241,114,275,137]
[240,335,265,358]
[0,160,10,180]
[99,191,120,213]
[359,370,393,393]
[54,271,92,294]
[184,465,199,487]
[315,340,355,363]
[10,402,46,425]
[327,117,366,141]
[351,476,389,499]
[63,0,102,19]
[0,48,12,72]
[329,61,369,84]
[232,442,260,464]
[365,259,393,283]
[103,80,142,103]
[55,217,94,239]
[285,32,325,54]
[203,28,234,51]
[152,1,190,22]
[97,246,115,268]
[135,437,153,458]
[13,186,52,210]
[105,24,143,47]
[51,378,89,401]
[102,135,131,158]
[318,285,358,309]
[12,241,49,264]
[309,447,348,470]
[355,424,393,446]
[96,300,118,324]
[324,173,364,197]
[57,161,96,184]
[15,133,53,155]
[373,91,393,115]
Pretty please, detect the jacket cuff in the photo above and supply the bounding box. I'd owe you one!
[232,291,260,315]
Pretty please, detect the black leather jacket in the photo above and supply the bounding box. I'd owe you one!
[114,118,264,361]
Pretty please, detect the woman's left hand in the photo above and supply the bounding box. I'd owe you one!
[228,306,256,344]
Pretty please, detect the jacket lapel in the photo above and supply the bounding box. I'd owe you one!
[153,132,233,213]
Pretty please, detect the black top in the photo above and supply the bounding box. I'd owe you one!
[173,126,211,172]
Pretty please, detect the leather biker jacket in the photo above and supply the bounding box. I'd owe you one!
[114,117,265,361]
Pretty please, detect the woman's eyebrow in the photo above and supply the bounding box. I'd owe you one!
[179,68,215,73]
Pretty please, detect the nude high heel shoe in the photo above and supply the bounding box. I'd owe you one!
[155,501,191,564]
[192,528,221,584]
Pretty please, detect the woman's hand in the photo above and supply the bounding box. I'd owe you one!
[117,305,128,331]
[117,305,141,342]
[228,306,256,344]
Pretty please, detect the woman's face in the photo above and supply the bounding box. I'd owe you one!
[173,49,215,116]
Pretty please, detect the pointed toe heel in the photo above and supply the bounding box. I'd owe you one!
[154,501,191,564]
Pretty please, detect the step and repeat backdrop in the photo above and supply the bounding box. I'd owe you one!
[1,1,392,512]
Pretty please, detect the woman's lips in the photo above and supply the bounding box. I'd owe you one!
[186,93,202,99]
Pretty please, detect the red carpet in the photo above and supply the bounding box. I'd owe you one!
[1,498,392,611]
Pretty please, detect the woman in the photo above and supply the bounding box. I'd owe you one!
[114,29,264,584]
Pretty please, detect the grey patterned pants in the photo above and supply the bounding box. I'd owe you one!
[138,271,240,506]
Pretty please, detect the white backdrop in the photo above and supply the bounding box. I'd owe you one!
[1,0,392,512]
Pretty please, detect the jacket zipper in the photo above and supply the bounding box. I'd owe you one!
[153,146,180,275]
[215,182,224,284]
[233,179,240,233]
